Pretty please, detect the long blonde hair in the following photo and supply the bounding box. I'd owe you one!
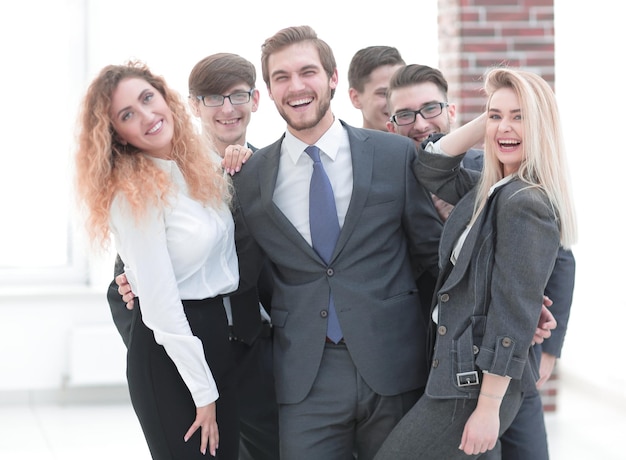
[474,67,577,249]
[74,60,230,247]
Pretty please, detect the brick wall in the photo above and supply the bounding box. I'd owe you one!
[438,0,555,127]
[437,0,559,412]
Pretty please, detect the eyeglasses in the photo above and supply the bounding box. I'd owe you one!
[390,102,449,126]
[195,89,255,107]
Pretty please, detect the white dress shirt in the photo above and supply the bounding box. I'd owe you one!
[110,156,239,407]
[272,118,353,243]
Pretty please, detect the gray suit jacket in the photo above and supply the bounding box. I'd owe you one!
[415,148,561,398]
[455,145,574,361]
[233,121,442,404]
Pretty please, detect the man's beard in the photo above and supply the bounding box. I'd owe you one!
[276,90,331,131]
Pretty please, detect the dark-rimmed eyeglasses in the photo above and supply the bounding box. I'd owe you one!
[390,102,449,126]
[195,89,255,107]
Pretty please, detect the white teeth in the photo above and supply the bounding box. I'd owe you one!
[289,98,313,106]
[147,120,162,134]
[221,119,238,125]
[499,139,519,145]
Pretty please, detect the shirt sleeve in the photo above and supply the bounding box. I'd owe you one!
[110,195,218,407]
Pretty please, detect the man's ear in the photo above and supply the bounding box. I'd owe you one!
[447,102,457,126]
[348,87,362,110]
[251,88,260,113]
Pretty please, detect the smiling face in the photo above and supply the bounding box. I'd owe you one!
[109,77,174,159]
[486,87,524,175]
[266,41,337,142]
[386,81,456,146]
[191,84,259,155]
[349,63,404,131]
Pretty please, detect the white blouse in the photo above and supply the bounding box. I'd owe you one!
[110,157,239,407]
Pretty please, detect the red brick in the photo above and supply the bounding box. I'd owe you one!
[512,41,554,52]
[473,0,519,6]
[461,11,481,21]
[462,26,503,37]
[501,27,551,37]
[542,404,557,412]
[525,56,556,67]
[536,10,555,21]
[525,0,553,6]
[463,42,510,52]
[485,11,533,22]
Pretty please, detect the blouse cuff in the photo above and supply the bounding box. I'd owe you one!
[424,138,452,156]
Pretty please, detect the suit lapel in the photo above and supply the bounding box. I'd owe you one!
[257,136,322,261]
[439,188,499,290]
[330,124,373,261]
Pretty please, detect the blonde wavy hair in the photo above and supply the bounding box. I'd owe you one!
[74,60,230,248]
[474,67,577,249]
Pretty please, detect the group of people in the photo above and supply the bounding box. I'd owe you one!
[74,24,576,460]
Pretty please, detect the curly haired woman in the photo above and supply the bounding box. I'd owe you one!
[75,61,240,459]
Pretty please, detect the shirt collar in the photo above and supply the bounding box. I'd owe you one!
[282,117,343,164]
[488,174,515,196]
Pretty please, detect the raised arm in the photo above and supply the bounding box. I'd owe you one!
[438,112,487,156]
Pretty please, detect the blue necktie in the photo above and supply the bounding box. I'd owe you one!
[305,145,343,343]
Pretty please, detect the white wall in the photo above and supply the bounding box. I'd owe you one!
[0,0,439,399]
[0,0,622,403]
[554,0,625,395]
[84,0,440,151]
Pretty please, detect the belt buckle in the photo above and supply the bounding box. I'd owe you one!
[456,371,479,387]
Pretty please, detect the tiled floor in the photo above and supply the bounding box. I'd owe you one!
[1,377,624,459]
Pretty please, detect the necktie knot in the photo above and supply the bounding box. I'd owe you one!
[305,145,322,163]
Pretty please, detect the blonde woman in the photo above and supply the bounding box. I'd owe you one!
[75,61,239,459]
[375,67,577,459]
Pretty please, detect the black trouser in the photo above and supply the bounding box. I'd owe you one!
[127,297,239,460]
[230,327,280,460]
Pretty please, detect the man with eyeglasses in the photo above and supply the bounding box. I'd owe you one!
[386,65,484,221]
[110,53,280,460]
[186,53,279,460]
[385,64,575,460]
[188,54,261,175]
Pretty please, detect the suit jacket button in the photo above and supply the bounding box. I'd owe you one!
[501,337,512,347]
[320,310,328,318]
[432,359,439,368]
[440,293,449,302]
[437,325,447,335]
[326,268,334,276]
[473,345,479,355]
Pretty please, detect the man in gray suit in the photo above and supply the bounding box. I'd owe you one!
[232,26,442,459]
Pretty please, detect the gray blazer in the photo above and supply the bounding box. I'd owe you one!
[415,148,561,399]
[233,121,442,404]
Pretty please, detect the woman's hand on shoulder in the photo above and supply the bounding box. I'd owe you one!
[222,144,253,176]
